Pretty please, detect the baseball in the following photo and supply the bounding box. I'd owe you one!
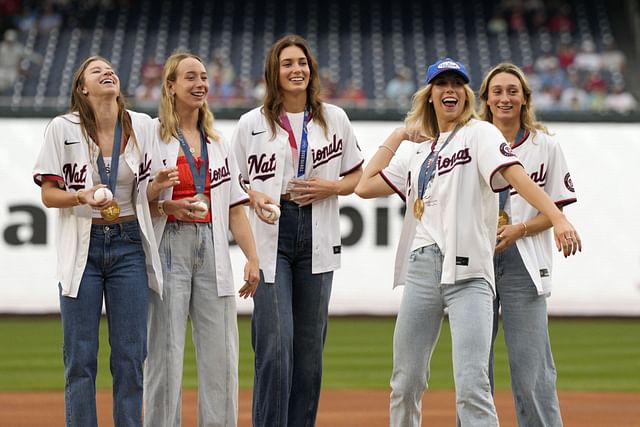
[93,188,113,203]
[262,203,281,221]
[192,201,208,219]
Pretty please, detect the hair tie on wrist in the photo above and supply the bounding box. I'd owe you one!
[378,145,396,155]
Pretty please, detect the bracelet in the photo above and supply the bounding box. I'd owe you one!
[378,145,396,155]
[157,200,167,216]
[75,190,84,206]
[521,222,528,237]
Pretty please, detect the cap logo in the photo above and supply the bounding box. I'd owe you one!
[438,61,460,70]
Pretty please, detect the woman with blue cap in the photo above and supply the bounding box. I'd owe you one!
[356,58,581,426]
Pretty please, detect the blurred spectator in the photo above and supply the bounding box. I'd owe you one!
[487,13,507,34]
[0,0,21,35]
[14,4,37,32]
[587,86,607,111]
[319,67,338,101]
[385,67,415,107]
[338,79,367,107]
[604,84,637,113]
[539,62,567,92]
[141,56,163,82]
[574,40,601,72]
[135,56,162,106]
[0,29,24,91]
[547,5,573,33]
[207,48,235,100]
[251,76,266,105]
[600,39,626,74]
[508,7,526,32]
[583,71,606,93]
[535,86,561,111]
[557,42,576,69]
[134,75,161,106]
[560,86,589,111]
[38,1,62,32]
[534,46,559,73]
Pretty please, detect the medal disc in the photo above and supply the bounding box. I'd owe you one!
[413,198,425,220]
[498,209,509,227]
[100,200,121,222]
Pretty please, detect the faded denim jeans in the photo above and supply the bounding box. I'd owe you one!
[145,221,238,427]
[60,220,148,427]
[490,243,562,427]
[390,244,498,427]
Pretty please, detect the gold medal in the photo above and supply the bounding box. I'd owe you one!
[413,198,425,220]
[100,200,121,222]
[498,209,509,227]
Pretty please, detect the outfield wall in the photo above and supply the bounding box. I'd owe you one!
[1,119,639,315]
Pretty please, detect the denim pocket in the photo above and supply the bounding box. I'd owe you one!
[122,226,142,244]
[409,251,418,262]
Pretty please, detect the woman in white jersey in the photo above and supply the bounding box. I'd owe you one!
[32,56,173,427]
[479,62,576,426]
[355,58,581,427]
[143,52,260,427]
[231,35,363,426]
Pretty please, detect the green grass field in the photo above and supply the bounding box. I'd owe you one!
[1,316,638,392]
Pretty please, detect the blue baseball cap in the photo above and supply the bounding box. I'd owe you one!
[425,58,470,84]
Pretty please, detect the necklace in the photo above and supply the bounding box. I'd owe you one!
[189,146,196,155]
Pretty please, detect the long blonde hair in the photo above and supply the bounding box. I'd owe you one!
[70,56,133,147]
[262,34,328,138]
[159,52,220,143]
[478,62,549,135]
[405,79,477,138]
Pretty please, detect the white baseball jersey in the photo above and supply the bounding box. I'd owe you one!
[381,119,521,291]
[504,130,577,295]
[150,119,249,297]
[32,111,162,298]
[231,103,364,283]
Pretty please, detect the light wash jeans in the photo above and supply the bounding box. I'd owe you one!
[251,200,333,427]
[60,220,149,427]
[144,221,238,427]
[490,243,562,427]
[390,245,498,427]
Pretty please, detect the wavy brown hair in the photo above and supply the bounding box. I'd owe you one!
[479,62,549,135]
[405,76,478,138]
[262,34,328,138]
[159,52,220,143]
[70,56,134,149]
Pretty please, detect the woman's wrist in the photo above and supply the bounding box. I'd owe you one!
[75,190,85,206]
[157,200,167,216]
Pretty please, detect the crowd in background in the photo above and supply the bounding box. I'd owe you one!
[0,0,638,113]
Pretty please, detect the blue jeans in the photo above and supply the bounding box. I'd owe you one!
[390,245,498,427]
[59,221,149,427]
[251,200,333,427]
[145,221,238,427]
[490,244,563,427]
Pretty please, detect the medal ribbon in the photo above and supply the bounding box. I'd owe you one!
[176,128,209,194]
[498,128,526,209]
[97,120,122,194]
[417,125,461,201]
[280,105,311,177]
